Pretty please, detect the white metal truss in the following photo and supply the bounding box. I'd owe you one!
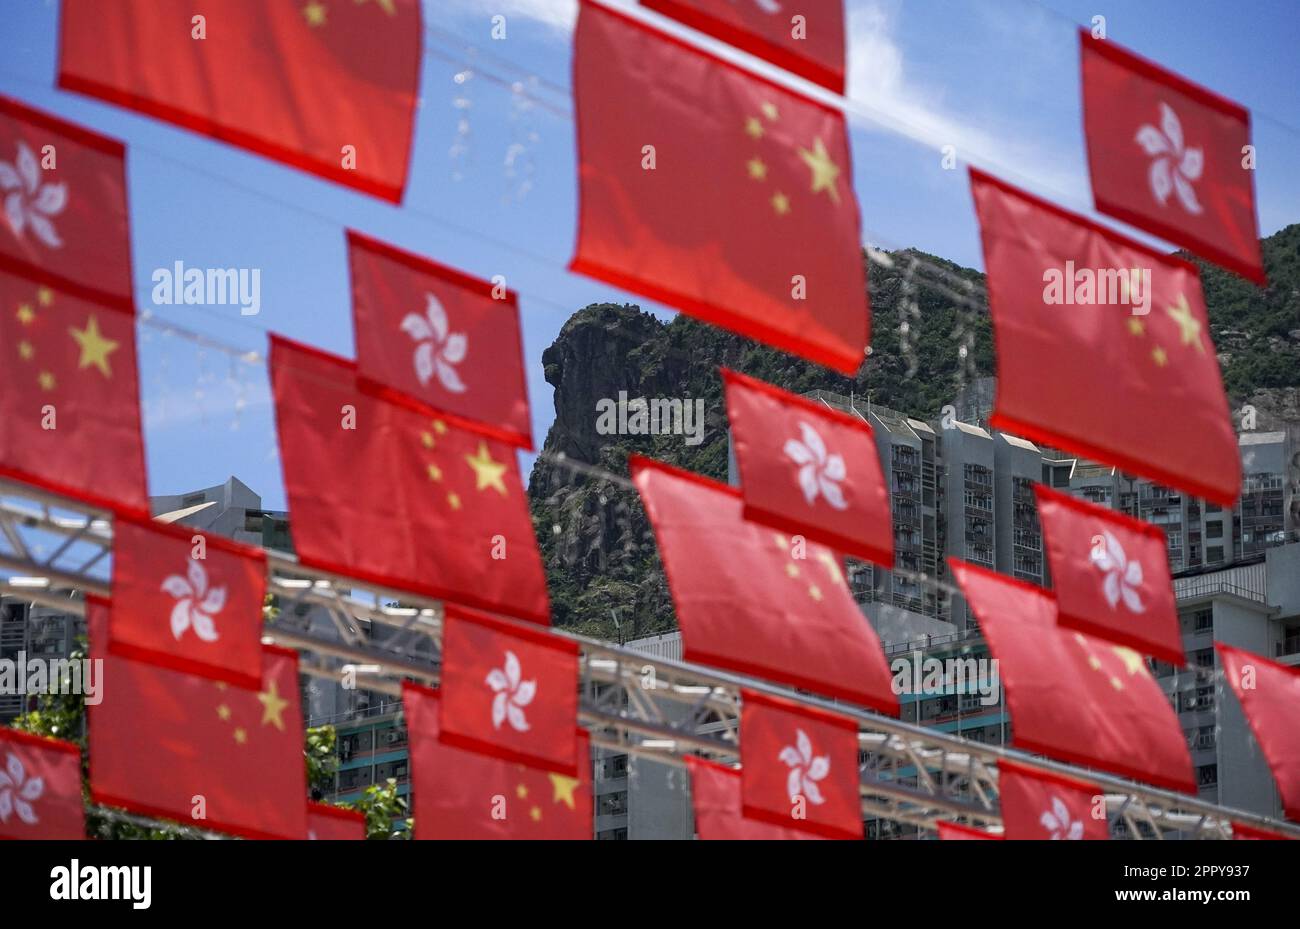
[1,478,1295,840]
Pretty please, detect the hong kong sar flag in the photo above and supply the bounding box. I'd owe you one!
[639,0,846,93]
[1079,31,1264,285]
[572,1,869,374]
[1035,484,1182,665]
[438,606,580,775]
[0,729,84,840]
[404,682,593,840]
[306,803,365,841]
[60,0,422,202]
[110,514,267,687]
[0,96,132,306]
[632,456,897,711]
[686,757,819,841]
[739,690,861,840]
[949,559,1194,792]
[970,169,1239,506]
[997,760,1108,841]
[723,368,892,565]
[347,231,532,448]
[1217,643,1300,821]
[936,822,1003,841]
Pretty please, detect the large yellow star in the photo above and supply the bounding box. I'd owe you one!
[465,442,508,495]
[259,680,290,731]
[69,315,119,377]
[798,137,841,204]
[1112,646,1147,677]
[549,773,580,810]
[1166,295,1204,353]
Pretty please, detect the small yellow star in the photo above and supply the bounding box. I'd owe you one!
[15,304,34,325]
[217,704,231,721]
[773,534,788,550]
[1166,294,1204,353]
[809,584,822,602]
[785,563,799,578]
[465,441,508,495]
[817,551,844,583]
[1127,318,1145,337]
[745,117,765,140]
[530,806,542,822]
[746,157,768,181]
[1110,676,1123,691]
[549,773,580,810]
[215,682,228,691]
[38,371,56,391]
[426,463,442,482]
[433,420,448,435]
[233,727,248,745]
[516,783,529,800]
[355,0,397,14]
[1151,346,1168,367]
[1088,655,1101,671]
[761,101,779,121]
[69,315,120,377]
[36,288,52,307]
[447,492,462,510]
[798,137,842,204]
[17,341,33,361]
[771,191,790,215]
[420,431,435,449]
[258,680,290,731]
[302,1,328,27]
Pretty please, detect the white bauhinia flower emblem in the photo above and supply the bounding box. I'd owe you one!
[486,650,536,732]
[0,752,44,826]
[401,293,467,394]
[778,728,830,805]
[783,422,848,510]
[1040,796,1085,840]
[1135,103,1204,215]
[1090,530,1145,614]
[160,560,226,643]
[0,141,68,249]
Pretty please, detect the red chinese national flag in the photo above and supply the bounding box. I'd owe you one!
[723,368,892,565]
[997,761,1108,841]
[1079,31,1264,285]
[949,559,1194,792]
[686,757,819,840]
[1217,643,1300,821]
[59,0,422,202]
[110,514,267,687]
[439,606,579,775]
[1035,485,1182,665]
[86,596,308,839]
[404,682,592,840]
[347,231,532,449]
[0,729,84,840]
[306,803,365,841]
[632,456,897,711]
[640,0,846,93]
[0,96,132,306]
[739,690,861,840]
[269,336,549,624]
[1233,822,1292,841]
[936,822,1002,841]
[572,1,868,373]
[0,269,146,514]
[970,169,1239,506]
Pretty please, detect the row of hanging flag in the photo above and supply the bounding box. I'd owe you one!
[0,0,1294,840]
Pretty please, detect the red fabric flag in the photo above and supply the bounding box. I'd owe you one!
[1217,643,1300,821]
[1079,31,1264,285]
[404,682,592,840]
[0,729,84,840]
[639,0,846,93]
[997,760,1108,841]
[439,606,579,775]
[1035,485,1182,665]
[269,336,549,624]
[686,757,819,840]
[936,822,1003,841]
[86,596,308,839]
[306,803,366,841]
[347,230,532,449]
[110,514,267,687]
[0,269,147,514]
[0,96,132,307]
[970,168,1239,506]
[59,0,421,203]
[1233,822,1292,841]
[949,559,1194,792]
[632,455,897,711]
[739,690,861,839]
[572,1,869,374]
[723,367,892,565]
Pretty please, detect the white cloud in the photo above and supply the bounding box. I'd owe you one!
[442,0,578,35]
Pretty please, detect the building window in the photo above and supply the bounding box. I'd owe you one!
[1207,522,1223,539]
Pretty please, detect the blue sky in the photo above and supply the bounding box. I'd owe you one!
[2,0,1297,510]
